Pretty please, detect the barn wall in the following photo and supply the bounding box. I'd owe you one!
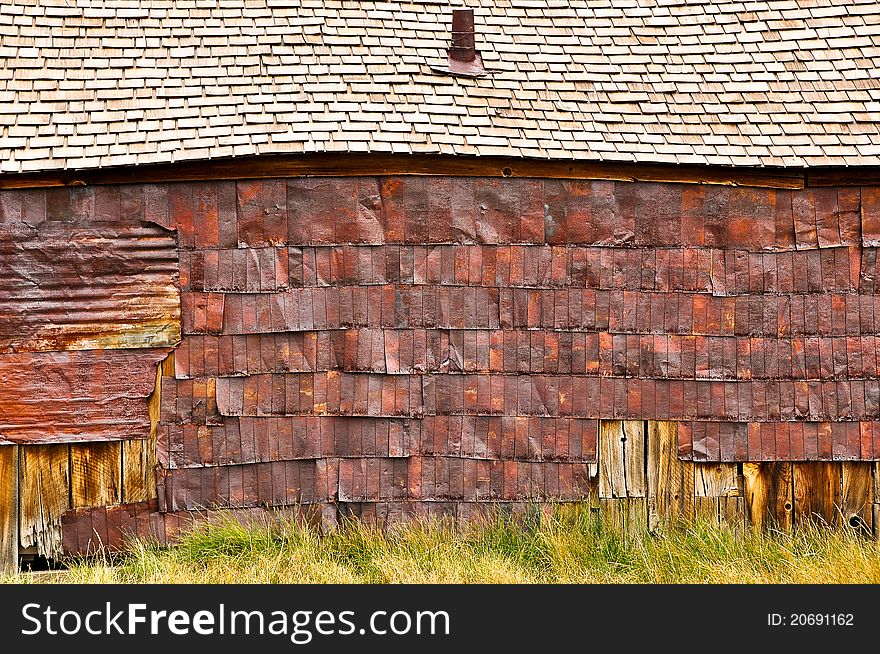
[3,175,880,564]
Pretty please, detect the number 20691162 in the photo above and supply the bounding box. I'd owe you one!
[768,613,854,627]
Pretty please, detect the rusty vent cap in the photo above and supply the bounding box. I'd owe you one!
[431,8,490,78]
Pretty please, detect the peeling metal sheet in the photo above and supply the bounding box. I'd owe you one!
[0,348,171,444]
[0,220,179,352]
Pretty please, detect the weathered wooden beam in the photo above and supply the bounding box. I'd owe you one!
[19,445,69,561]
[806,167,880,187]
[743,463,793,533]
[840,463,874,535]
[792,463,840,527]
[599,420,646,499]
[646,421,694,529]
[0,445,18,574]
[0,153,807,190]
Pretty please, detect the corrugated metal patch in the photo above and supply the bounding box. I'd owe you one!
[0,348,171,444]
[0,219,179,352]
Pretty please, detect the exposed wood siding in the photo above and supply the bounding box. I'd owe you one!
[647,421,694,528]
[0,154,807,191]
[0,446,18,573]
[19,445,69,560]
[744,463,793,533]
[792,463,840,526]
[71,443,122,509]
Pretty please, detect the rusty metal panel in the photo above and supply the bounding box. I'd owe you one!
[0,218,180,352]
[0,348,171,444]
[157,460,327,512]
[675,420,876,462]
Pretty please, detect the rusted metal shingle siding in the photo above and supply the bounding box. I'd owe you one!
[122,176,880,519]
[39,174,880,554]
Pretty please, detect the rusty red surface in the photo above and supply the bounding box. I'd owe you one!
[0,348,170,444]
[7,175,880,554]
[0,185,178,446]
[0,187,180,351]
[149,177,880,483]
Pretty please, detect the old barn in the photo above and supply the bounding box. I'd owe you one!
[2,0,880,571]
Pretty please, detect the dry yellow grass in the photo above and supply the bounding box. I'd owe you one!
[4,505,880,584]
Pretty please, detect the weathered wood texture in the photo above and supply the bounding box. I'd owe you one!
[694,462,744,530]
[744,463,793,532]
[841,463,874,534]
[695,463,741,498]
[19,445,69,560]
[875,462,880,541]
[647,421,694,528]
[792,463,841,526]
[124,354,174,503]
[57,432,880,546]
[719,496,746,533]
[15,438,159,561]
[122,440,156,504]
[599,421,646,499]
[0,446,18,573]
[0,153,806,190]
[71,443,121,509]
[0,186,176,557]
[600,498,647,538]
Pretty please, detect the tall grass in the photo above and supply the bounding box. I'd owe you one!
[6,504,880,583]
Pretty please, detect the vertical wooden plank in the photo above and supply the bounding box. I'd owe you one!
[71,442,122,509]
[125,352,174,503]
[693,496,719,524]
[122,439,156,503]
[743,462,792,533]
[0,445,18,574]
[599,420,646,498]
[599,498,647,538]
[692,461,742,529]
[875,462,880,542]
[646,420,694,529]
[874,505,880,543]
[19,444,70,561]
[841,462,873,535]
[694,496,746,532]
[694,462,741,497]
[719,496,745,534]
[792,462,840,527]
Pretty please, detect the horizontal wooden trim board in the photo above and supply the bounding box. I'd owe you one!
[0,153,814,190]
[806,167,880,188]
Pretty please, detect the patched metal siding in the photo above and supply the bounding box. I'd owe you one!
[0,186,179,444]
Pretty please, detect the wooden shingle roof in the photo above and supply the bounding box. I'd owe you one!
[2,0,879,174]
